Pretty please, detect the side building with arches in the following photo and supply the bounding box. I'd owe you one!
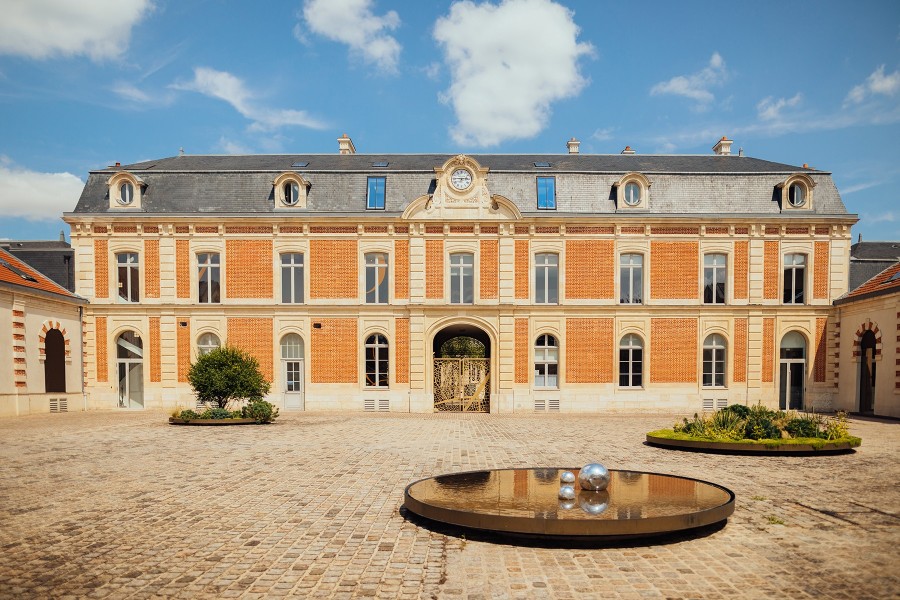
[0,247,87,416]
[64,137,857,414]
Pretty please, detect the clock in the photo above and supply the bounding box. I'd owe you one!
[450,168,472,191]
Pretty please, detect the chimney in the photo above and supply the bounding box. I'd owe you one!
[712,136,732,156]
[59,230,65,242]
[338,133,356,155]
[566,137,580,154]
[621,146,635,155]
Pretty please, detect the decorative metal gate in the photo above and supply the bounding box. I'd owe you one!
[433,358,490,412]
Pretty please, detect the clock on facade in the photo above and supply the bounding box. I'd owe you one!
[450,168,473,190]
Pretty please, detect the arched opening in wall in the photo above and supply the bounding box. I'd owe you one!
[281,334,305,411]
[779,331,806,410]
[432,324,491,412]
[116,331,144,409]
[44,329,66,393]
[858,330,877,414]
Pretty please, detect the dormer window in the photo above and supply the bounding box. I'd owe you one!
[778,174,814,211]
[108,172,143,209]
[616,172,650,209]
[273,172,309,208]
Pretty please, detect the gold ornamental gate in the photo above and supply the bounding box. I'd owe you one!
[433,358,490,412]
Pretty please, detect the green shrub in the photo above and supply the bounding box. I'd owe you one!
[203,407,234,420]
[241,399,280,424]
[177,409,200,421]
[709,409,746,440]
[824,411,850,440]
[785,414,820,438]
[187,345,271,409]
[744,405,779,440]
[723,404,750,419]
[674,413,710,437]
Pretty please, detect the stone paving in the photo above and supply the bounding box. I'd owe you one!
[0,410,897,599]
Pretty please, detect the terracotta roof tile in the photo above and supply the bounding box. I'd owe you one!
[0,247,81,300]
[842,261,900,301]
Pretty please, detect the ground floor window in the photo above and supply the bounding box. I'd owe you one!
[365,334,389,388]
[534,334,558,388]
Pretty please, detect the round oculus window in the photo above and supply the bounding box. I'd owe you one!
[284,181,300,206]
[788,183,805,207]
[450,168,473,190]
[623,182,641,206]
[118,182,134,205]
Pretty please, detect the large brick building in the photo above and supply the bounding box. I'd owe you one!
[64,136,857,413]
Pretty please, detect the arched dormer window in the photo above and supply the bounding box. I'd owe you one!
[108,172,144,209]
[777,173,815,211]
[273,172,310,209]
[615,172,651,209]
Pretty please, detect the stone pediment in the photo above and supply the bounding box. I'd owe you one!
[401,155,521,221]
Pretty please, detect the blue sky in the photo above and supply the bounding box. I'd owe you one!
[1,0,898,242]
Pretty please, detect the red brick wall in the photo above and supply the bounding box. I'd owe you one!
[177,318,190,383]
[226,240,273,299]
[814,317,827,382]
[149,317,161,382]
[814,241,829,300]
[228,317,273,382]
[395,318,409,384]
[733,318,747,383]
[650,318,697,383]
[480,239,498,299]
[565,240,614,299]
[515,240,529,299]
[762,317,775,383]
[650,241,698,300]
[144,239,160,299]
[394,239,409,300]
[94,240,108,299]
[311,318,358,383]
[763,241,779,300]
[95,316,107,382]
[176,240,191,299]
[310,240,358,299]
[733,241,748,300]
[515,318,529,384]
[566,318,613,383]
[426,240,443,299]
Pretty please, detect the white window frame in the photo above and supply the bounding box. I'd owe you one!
[534,334,559,389]
[116,252,139,303]
[619,334,644,388]
[619,253,643,304]
[702,333,727,388]
[534,253,559,304]
[365,252,390,304]
[449,252,474,304]
[281,252,305,304]
[364,334,389,388]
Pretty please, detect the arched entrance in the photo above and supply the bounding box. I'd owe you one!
[44,329,66,393]
[858,330,876,414]
[116,331,143,409]
[281,333,305,410]
[432,323,491,412]
[779,331,806,410]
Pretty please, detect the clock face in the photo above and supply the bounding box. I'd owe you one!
[450,168,473,190]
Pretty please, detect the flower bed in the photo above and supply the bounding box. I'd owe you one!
[169,401,279,425]
[646,405,861,454]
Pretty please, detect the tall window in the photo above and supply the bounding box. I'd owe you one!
[450,253,474,304]
[116,252,139,302]
[783,254,806,304]
[365,252,389,304]
[197,253,220,303]
[534,253,559,304]
[703,254,727,304]
[534,334,558,388]
[281,253,304,303]
[367,176,386,210]
[365,334,389,388]
[619,254,643,304]
[536,176,556,209]
[197,332,221,356]
[703,334,727,388]
[619,334,643,388]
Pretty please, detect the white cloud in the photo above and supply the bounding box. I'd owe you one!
[217,137,252,155]
[844,65,900,106]
[0,0,153,61]
[171,67,327,131]
[591,127,614,141]
[423,62,441,81]
[302,0,401,73]
[756,93,803,121]
[0,157,84,221]
[650,52,728,108]
[433,0,593,147]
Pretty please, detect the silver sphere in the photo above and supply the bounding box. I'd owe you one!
[558,498,577,511]
[579,490,610,515]
[560,471,576,484]
[558,485,576,500]
[578,463,610,491]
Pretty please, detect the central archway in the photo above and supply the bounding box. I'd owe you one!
[432,322,492,413]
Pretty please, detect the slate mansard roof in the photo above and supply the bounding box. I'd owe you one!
[69,153,852,219]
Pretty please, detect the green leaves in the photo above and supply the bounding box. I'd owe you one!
[187,345,271,410]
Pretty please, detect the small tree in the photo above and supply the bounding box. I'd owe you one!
[188,345,271,409]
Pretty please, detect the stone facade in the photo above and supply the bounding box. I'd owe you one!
[64,144,857,414]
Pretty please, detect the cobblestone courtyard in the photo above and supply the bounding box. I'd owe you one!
[0,411,896,599]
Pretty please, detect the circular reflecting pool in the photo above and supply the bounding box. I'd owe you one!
[404,468,734,539]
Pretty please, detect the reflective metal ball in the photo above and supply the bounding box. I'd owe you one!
[579,490,610,515]
[558,499,577,511]
[578,463,610,491]
[560,471,576,484]
[558,485,576,500]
